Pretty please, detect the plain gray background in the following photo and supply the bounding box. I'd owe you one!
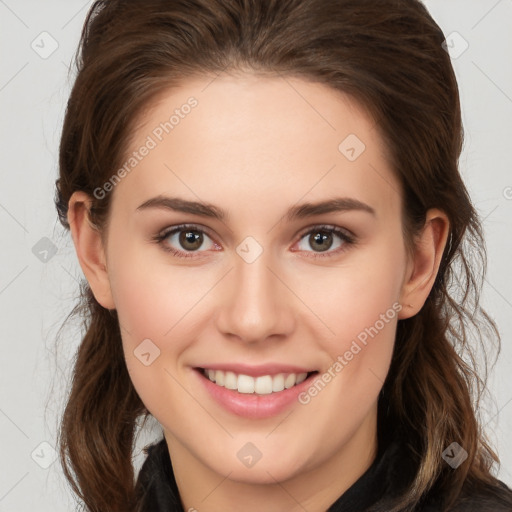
[0,1,511,510]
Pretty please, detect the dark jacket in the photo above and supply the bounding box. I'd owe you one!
[134,428,512,512]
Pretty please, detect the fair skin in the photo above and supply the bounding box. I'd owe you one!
[67,73,449,512]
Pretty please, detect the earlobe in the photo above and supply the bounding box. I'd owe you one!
[398,208,450,319]
[67,191,116,310]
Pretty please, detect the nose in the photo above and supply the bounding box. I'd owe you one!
[215,246,296,345]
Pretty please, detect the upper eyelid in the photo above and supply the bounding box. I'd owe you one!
[158,223,217,242]
[296,223,354,238]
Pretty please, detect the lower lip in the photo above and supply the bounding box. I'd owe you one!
[193,368,318,419]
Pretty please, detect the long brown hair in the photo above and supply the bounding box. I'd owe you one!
[54,1,511,511]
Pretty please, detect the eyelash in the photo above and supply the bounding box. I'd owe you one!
[152,223,356,260]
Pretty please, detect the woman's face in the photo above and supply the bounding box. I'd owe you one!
[91,74,415,485]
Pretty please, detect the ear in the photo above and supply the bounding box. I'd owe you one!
[67,191,115,310]
[398,208,450,319]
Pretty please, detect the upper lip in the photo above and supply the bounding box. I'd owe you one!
[195,363,316,377]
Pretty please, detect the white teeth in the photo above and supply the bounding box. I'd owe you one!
[224,371,238,390]
[237,374,255,394]
[296,372,308,384]
[215,370,225,386]
[202,369,311,394]
[284,374,296,389]
[254,375,273,395]
[272,373,285,392]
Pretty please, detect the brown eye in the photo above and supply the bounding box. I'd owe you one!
[308,231,334,252]
[155,224,217,257]
[178,229,204,251]
[295,225,356,259]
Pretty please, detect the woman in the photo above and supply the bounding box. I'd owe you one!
[55,0,512,511]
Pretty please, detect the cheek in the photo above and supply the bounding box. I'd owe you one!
[107,246,221,412]
[106,245,178,394]
[299,238,403,416]
[111,266,172,343]
[110,265,190,420]
[313,240,404,358]
[318,286,399,402]
[108,240,204,344]
[299,293,399,450]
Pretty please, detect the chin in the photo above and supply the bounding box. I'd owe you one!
[205,443,312,485]
[218,462,301,485]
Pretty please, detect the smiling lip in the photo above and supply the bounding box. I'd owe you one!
[195,363,315,377]
[192,363,318,419]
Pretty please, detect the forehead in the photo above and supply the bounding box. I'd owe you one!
[110,73,400,221]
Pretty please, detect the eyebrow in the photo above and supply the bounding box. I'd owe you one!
[136,195,376,221]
